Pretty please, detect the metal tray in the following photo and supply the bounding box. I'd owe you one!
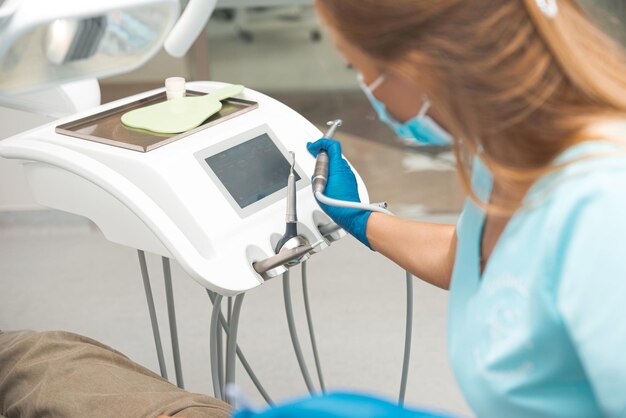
[56,90,259,152]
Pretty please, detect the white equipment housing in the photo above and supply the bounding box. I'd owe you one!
[0,81,369,295]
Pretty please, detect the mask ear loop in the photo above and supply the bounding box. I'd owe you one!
[417,95,432,119]
[366,74,387,92]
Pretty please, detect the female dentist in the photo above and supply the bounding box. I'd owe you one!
[240,0,626,417]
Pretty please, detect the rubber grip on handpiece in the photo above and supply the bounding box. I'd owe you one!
[312,150,329,194]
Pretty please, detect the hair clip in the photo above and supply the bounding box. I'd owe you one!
[535,0,559,18]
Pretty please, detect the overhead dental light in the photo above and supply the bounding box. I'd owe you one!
[0,0,218,95]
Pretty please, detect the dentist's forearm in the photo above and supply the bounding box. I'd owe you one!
[366,212,456,290]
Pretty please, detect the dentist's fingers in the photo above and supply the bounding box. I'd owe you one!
[306,138,344,165]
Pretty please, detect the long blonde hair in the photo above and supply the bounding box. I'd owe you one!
[317,0,626,213]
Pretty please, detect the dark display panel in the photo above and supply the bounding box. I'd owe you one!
[205,133,300,208]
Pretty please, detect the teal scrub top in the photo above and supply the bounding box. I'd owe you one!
[449,140,626,417]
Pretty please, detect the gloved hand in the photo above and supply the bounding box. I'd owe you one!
[307,138,372,248]
[233,392,454,418]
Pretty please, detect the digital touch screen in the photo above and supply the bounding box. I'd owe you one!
[205,134,300,209]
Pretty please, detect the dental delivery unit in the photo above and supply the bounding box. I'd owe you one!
[0,80,414,407]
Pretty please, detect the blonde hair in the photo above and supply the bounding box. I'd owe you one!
[317,0,626,213]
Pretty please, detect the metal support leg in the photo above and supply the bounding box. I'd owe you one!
[302,261,326,393]
[219,297,233,393]
[225,293,245,406]
[210,294,224,400]
[399,272,414,405]
[283,270,316,394]
[216,313,224,396]
[163,257,184,389]
[137,250,168,380]
[207,290,274,405]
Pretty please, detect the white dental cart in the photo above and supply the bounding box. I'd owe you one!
[0,81,367,293]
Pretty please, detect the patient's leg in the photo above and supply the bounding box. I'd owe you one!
[0,331,231,418]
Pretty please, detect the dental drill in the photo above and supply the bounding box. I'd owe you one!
[313,119,394,217]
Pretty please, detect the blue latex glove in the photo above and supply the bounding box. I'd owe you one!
[233,392,454,418]
[306,138,372,248]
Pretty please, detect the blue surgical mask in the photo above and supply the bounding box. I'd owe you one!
[357,73,452,146]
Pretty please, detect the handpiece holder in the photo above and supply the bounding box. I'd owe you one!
[253,119,348,277]
[312,119,342,195]
[253,240,323,276]
[254,151,321,278]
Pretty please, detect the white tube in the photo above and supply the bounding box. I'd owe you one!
[283,270,317,394]
[210,294,224,400]
[137,250,168,380]
[314,189,414,404]
[164,0,217,58]
[206,290,275,406]
[314,191,393,216]
[163,257,184,389]
[302,261,326,393]
[399,272,414,405]
[225,294,245,406]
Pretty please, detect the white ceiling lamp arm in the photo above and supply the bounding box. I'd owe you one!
[0,0,18,29]
[164,0,217,58]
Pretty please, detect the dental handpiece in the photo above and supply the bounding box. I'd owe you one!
[312,119,342,194]
[312,119,393,218]
[286,151,297,224]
